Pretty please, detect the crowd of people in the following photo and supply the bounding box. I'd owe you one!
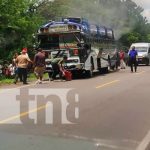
[11,47,71,85]
[116,46,138,72]
[1,46,138,85]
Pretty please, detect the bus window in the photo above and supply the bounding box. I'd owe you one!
[106,29,114,39]
[38,34,59,49]
[99,26,106,37]
[90,25,97,36]
[59,33,80,44]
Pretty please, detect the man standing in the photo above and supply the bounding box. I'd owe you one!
[34,48,45,84]
[15,49,32,84]
[129,46,138,72]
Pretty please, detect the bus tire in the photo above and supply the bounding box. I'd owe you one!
[86,70,93,78]
[104,67,109,73]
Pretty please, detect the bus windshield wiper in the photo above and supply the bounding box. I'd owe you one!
[72,32,80,43]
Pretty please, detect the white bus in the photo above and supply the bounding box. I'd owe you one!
[36,17,118,77]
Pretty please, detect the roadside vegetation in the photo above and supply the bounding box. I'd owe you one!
[0,73,49,85]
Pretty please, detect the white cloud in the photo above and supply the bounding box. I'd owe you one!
[133,0,150,8]
[133,0,150,21]
[143,9,150,20]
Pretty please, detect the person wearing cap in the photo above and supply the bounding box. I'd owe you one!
[50,55,68,81]
[15,48,32,84]
[34,48,45,84]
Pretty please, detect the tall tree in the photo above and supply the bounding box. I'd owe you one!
[0,0,43,59]
[36,0,69,21]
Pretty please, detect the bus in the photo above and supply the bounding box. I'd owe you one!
[36,17,118,77]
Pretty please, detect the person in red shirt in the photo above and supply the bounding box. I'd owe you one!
[119,50,126,69]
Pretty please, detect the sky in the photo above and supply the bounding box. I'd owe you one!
[133,0,150,21]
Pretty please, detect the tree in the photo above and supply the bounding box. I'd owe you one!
[0,0,71,60]
[36,0,69,21]
[0,0,43,60]
[120,32,141,46]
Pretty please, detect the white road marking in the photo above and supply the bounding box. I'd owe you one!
[56,133,137,150]
[96,80,120,89]
[136,130,150,150]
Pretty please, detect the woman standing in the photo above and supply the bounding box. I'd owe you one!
[119,50,126,69]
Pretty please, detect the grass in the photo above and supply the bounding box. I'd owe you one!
[0,73,49,86]
[0,76,14,84]
[28,72,49,81]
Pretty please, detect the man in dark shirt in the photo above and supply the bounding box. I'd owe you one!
[34,48,45,84]
[129,46,138,72]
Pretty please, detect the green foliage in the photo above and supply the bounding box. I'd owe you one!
[37,0,69,21]
[0,0,43,60]
[120,32,141,46]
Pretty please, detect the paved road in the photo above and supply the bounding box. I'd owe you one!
[0,66,150,150]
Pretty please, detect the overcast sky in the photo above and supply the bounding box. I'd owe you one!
[133,0,150,21]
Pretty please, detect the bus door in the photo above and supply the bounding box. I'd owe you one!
[78,44,91,63]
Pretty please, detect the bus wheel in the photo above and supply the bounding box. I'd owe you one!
[104,67,109,73]
[86,70,92,78]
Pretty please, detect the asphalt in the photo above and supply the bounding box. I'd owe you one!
[0,66,150,150]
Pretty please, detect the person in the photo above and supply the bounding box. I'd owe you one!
[114,50,120,70]
[129,46,138,72]
[13,52,22,84]
[22,48,28,56]
[15,49,32,84]
[119,50,126,69]
[34,48,45,84]
[50,55,68,81]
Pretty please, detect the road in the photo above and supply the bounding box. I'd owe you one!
[0,66,150,150]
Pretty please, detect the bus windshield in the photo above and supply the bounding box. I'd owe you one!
[38,34,59,49]
[59,33,80,44]
[38,33,80,49]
